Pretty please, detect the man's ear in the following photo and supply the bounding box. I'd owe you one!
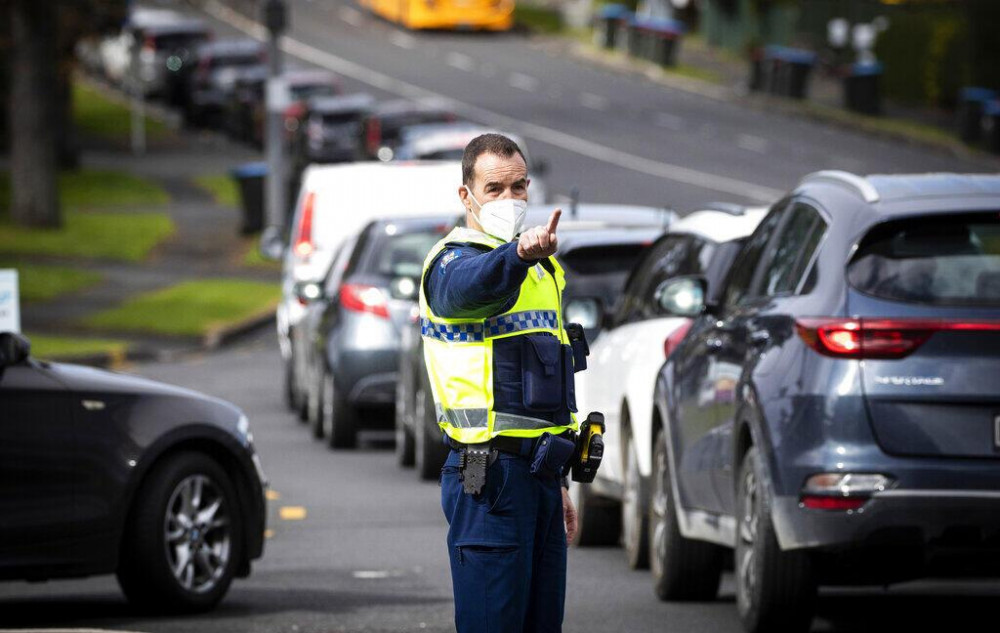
[458,184,470,209]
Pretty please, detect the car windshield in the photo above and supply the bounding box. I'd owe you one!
[291,84,337,101]
[415,149,464,160]
[560,244,647,275]
[365,225,451,279]
[847,212,1000,306]
[322,112,363,126]
[209,54,259,69]
[154,33,207,51]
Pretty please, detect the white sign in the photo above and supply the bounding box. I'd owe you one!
[266,76,290,113]
[0,269,21,334]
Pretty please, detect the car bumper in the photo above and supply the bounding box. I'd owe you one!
[336,347,399,409]
[772,489,1000,552]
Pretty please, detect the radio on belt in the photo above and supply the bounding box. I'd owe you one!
[571,411,604,483]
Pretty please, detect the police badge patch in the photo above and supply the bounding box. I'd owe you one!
[440,250,460,269]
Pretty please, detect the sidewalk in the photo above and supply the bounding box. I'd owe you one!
[8,87,282,367]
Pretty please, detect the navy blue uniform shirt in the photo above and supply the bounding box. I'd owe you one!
[425,239,571,425]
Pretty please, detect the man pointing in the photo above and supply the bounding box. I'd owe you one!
[419,133,582,632]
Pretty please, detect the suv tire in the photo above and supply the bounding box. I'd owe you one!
[650,427,723,600]
[735,447,816,633]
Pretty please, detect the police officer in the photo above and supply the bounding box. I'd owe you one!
[419,133,581,633]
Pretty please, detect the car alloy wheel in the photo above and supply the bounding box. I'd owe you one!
[164,474,232,594]
[737,462,759,609]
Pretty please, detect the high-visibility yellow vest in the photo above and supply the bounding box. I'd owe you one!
[419,227,578,444]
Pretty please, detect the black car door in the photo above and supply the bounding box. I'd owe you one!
[673,205,788,514]
[0,361,79,568]
[711,201,830,514]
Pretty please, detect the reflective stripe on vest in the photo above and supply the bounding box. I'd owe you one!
[419,227,577,444]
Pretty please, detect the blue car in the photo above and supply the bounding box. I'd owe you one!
[653,172,1000,633]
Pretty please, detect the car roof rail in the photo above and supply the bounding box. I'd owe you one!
[701,202,746,216]
[798,170,880,203]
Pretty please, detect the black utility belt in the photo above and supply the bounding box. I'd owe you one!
[451,432,578,495]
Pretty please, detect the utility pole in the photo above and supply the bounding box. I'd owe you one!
[262,0,287,252]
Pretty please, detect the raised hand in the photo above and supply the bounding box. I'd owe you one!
[517,209,561,261]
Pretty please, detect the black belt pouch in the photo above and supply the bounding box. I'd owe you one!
[521,334,563,411]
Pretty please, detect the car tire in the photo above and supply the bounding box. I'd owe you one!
[395,380,415,467]
[650,427,723,601]
[569,479,621,547]
[735,447,816,633]
[323,371,357,449]
[414,372,448,481]
[117,452,242,613]
[310,369,327,440]
[622,423,650,570]
[283,359,296,411]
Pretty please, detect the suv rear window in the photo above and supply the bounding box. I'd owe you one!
[561,244,646,276]
[365,227,448,279]
[847,213,1000,306]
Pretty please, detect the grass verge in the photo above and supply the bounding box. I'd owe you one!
[27,333,127,362]
[0,210,175,261]
[0,169,170,211]
[242,240,282,270]
[194,174,241,208]
[74,81,171,144]
[515,3,564,33]
[0,262,103,302]
[84,279,280,338]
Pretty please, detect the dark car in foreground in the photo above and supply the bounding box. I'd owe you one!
[297,215,457,449]
[654,171,1000,633]
[0,332,267,612]
[395,204,675,479]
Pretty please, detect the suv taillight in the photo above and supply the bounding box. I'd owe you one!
[664,319,693,359]
[292,192,316,259]
[796,318,1000,359]
[365,117,382,156]
[340,284,389,318]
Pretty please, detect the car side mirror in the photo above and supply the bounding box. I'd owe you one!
[258,225,285,262]
[564,297,603,331]
[293,281,324,304]
[654,276,707,318]
[389,276,419,301]
[0,332,31,367]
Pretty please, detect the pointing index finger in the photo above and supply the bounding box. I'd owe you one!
[546,209,562,235]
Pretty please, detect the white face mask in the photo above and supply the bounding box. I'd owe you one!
[465,186,528,242]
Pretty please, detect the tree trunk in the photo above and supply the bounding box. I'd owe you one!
[9,0,61,228]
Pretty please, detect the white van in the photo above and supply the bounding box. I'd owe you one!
[278,161,465,413]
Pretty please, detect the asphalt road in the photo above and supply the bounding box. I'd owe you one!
[2,332,999,633]
[198,0,994,212]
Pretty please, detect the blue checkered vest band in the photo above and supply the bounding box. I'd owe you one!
[418,227,576,443]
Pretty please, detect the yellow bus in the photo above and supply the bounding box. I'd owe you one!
[359,0,514,31]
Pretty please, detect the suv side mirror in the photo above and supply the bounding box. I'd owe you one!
[293,281,324,304]
[654,276,707,317]
[564,297,603,331]
[389,276,419,301]
[258,225,285,262]
[0,332,31,367]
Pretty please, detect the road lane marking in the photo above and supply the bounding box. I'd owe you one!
[508,72,540,92]
[353,570,405,579]
[203,0,784,202]
[737,133,769,153]
[580,92,610,111]
[389,31,416,49]
[654,112,683,130]
[338,6,363,26]
[266,489,280,500]
[446,52,476,72]
[279,506,307,520]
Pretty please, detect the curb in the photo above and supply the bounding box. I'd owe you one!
[42,313,277,369]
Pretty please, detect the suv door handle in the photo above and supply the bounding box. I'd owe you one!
[749,329,770,347]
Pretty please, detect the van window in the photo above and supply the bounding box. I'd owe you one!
[847,213,1000,307]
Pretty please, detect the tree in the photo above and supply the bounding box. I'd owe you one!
[4,0,126,228]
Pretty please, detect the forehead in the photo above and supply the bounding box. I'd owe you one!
[472,152,527,186]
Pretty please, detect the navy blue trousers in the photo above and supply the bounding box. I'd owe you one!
[441,449,567,633]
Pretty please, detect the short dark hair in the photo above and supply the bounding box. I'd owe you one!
[461,133,526,186]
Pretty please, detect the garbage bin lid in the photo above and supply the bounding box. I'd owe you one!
[232,162,269,178]
[764,45,817,65]
[598,4,631,19]
[851,61,883,76]
[960,86,999,103]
